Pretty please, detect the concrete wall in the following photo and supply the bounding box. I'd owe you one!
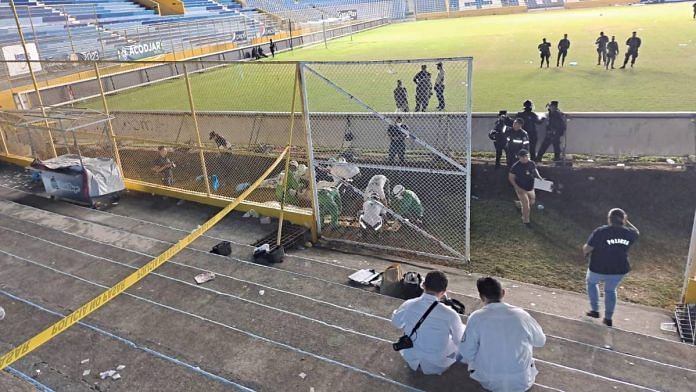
[108,111,696,157]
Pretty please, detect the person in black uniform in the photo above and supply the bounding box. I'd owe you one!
[394,80,409,112]
[536,101,566,162]
[693,2,696,19]
[516,100,540,161]
[488,110,512,169]
[505,118,530,167]
[538,38,551,68]
[269,39,276,58]
[557,34,570,67]
[606,36,619,70]
[595,32,609,66]
[583,208,640,327]
[620,32,642,69]
[387,116,410,165]
[508,149,542,226]
[413,65,432,112]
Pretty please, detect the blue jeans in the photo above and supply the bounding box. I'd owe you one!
[586,270,625,320]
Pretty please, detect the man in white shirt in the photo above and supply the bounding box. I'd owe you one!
[391,271,465,375]
[459,277,546,392]
[434,62,445,111]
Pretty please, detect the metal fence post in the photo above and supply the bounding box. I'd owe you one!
[276,64,301,246]
[94,4,106,57]
[0,124,9,155]
[94,62,123,173]
[681,210,696,303]
[26,6,44,61]
[182,63,212,196]
[299,63,320,241]
[63,7,76,55]
[465,57,473,263]
[8,0,56,157]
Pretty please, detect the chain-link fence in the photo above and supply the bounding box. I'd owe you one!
[302,58,472,262]
[0,58,472,263]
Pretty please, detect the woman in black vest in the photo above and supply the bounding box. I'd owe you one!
[582,208,640,327]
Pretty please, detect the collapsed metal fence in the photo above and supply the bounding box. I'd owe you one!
[0,58,472,262]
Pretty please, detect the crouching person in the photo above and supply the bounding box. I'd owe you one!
[391,271,465,375]
[460,277,546,392]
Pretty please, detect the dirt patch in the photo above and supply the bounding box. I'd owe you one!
[470,163,696,308]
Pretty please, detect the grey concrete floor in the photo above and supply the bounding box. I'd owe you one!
[1,164,695,392]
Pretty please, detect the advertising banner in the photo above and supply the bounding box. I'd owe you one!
[117,41,164,61]
[1,43,42,76]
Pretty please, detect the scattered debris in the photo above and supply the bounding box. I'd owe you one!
[310,388,315,392]
[100,370,117,380]
[616,163,626,167]
[511,285,519,288]
[194,272,216,284]
[537,204,544,210]
[299,372,307,380]
[259,216,271,225]
[304,242,313,248]
[116,365,126,371]
[243,209,259,218]
[112,373,121,381]
[604,344,612,350]
[82,370,91,377]
[0,305,5,321]
[236,183,251,193]
[80,359,90,364]
[660,322,677,333]
[587,159,595,163]
[259,290,265,296]
[569,61,578,66]
[530,303,536,307]
[666,158,676,165]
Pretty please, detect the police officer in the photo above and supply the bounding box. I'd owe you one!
[413,64,432,112]
[595,32,609,66]
[538,38,551,68]
[488,110,512,169]
[394,80,409,112]
[536,101,566,163]
[606,36,619,70]
[506,118,530,167]
[620,32,641,69]
[516,100,540,161]
[557,34,570,67]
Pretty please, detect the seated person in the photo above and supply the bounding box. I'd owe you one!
[391,271,465,375]
[459,277,546,392]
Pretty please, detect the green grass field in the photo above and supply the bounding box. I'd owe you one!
[96,3,696,112]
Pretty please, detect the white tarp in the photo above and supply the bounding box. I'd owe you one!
[34,154,124,198]
[1,43,42,76]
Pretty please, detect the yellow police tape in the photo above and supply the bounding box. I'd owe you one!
[0,147,289,370]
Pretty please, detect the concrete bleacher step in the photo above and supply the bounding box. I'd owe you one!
[0,185,694,391]
[0,207,662,392]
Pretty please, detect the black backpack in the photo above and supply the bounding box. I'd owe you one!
[401,272,424,300]
[210,241,232,256]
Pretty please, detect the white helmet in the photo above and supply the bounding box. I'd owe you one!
[392,185,405,197]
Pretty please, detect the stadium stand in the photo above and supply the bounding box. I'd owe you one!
[0,0,277,61]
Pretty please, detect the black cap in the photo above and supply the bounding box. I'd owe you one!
[523,100,533,108]
[517,149,529,157]
[549,100,559,107]
[436,62,443,66]
[498,110,507,116]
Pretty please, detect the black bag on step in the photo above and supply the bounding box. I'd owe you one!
[210,241,232,256]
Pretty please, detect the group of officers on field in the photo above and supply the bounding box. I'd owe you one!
[488,100,567,168]
[537,31,642,69]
